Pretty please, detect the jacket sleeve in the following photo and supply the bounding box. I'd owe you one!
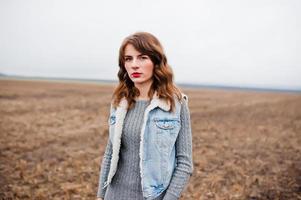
[96,137,113,198]
[163,97,194,200]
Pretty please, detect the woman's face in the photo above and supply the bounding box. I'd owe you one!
[124,44,154,87]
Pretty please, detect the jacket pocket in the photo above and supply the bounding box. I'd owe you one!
[154,118,180,153]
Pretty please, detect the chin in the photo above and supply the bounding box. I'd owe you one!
[131,79,143,83]
[130,78,152,85]
[133,81,144,84]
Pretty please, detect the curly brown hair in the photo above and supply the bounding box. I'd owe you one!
[112,32,181,111]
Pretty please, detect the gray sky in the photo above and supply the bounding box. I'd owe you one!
[0,0,300,89]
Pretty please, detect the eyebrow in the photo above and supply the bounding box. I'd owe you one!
[124,54,145,57]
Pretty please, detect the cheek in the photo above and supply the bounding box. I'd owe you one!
[124,65,131,73]
[145,62,154,76]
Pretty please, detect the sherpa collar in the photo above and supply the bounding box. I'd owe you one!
[117,91,171,112]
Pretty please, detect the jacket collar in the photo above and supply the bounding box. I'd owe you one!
[118,91,170,112]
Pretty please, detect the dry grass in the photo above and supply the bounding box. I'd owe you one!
[0,79,300,200]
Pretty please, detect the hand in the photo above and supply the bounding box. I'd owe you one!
[97,198,103,200]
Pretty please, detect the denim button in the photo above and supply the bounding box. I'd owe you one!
[109,115,116,125]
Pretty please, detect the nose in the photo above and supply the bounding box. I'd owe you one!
[131,58,140,69]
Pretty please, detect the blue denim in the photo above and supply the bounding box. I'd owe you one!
[106,97,183,200]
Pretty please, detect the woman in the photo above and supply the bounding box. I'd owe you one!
[97,32,193,200]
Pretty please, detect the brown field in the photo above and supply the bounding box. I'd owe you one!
[0,79,300,200]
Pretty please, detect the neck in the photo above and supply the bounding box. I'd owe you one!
[135,80,153,100]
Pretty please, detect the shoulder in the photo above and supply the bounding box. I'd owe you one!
[179,93,190,114]
[172,93,189,115]
[173,92,189,103]
[180,93,189,105]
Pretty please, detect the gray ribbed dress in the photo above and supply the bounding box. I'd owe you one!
[97,100,193,200]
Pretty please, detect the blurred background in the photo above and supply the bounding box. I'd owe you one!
[1,0,300,90]
[0,0,301,200]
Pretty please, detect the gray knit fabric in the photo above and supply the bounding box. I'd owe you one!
[97,99,193,200]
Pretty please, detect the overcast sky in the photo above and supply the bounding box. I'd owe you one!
[0,0,300,89]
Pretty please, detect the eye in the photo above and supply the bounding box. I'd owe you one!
[140,55,149,60]
[124,57,132,62]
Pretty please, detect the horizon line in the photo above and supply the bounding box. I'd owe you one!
[0,73,300,93]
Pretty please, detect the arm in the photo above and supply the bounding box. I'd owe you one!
[163,100,194,200]
[96,138,113,198]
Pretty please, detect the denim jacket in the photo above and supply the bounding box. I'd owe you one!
[103,92,189,199]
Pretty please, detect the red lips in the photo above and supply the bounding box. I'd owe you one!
[132,72,141,78]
